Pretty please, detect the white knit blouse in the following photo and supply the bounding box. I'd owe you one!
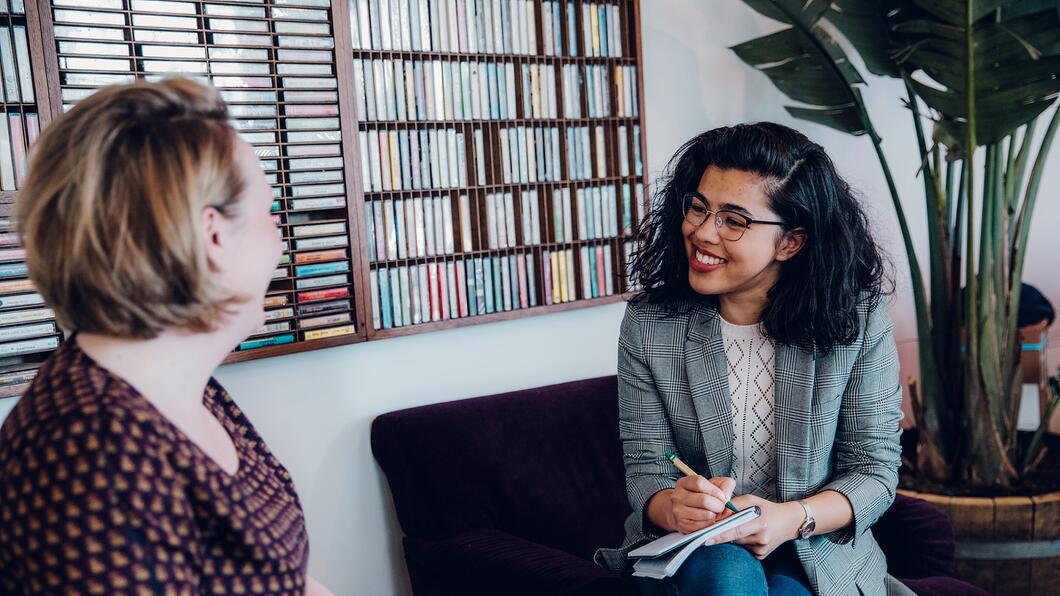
[720,316,777,501]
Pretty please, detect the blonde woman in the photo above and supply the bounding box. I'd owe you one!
[0,78,332,595]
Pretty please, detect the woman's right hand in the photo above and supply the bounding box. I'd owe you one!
[650,476,736,534]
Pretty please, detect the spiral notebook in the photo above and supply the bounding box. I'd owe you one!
[630,506,762,579]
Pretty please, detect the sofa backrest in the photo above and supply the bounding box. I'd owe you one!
[371,376,631,560]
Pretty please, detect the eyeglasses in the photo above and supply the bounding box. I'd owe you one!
[681,192,785,241]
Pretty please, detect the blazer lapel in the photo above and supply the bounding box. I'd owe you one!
[773,341,816,502]
[684,303,734,478]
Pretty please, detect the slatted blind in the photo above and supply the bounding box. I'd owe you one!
[48,0,365,361]
[0,0,56,397]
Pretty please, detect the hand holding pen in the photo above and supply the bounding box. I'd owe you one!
[662,451,738,534]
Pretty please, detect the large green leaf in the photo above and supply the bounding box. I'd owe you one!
[998,0,1060,19]
[730,26,869,136]
[741,0,831,28]
[826,0,913,77]
[895,7,1060,148]
[910,0,1008,25]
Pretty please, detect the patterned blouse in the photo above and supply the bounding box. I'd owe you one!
[0,338,309,595]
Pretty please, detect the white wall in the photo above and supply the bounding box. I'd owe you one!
[213,304,625,596]
[2,2,1058,595]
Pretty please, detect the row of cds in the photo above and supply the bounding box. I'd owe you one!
[351,0,625,58]
[357,121,643,194]
[354,57,639,122]
[369,240,632,330]
[362,180,645,262]
[0,204,60,394]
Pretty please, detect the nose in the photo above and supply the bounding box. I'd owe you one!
[692,211,722,244]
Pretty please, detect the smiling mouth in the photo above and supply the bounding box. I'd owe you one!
[694,248,727,266]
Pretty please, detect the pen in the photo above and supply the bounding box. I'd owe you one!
[664,451,740,513]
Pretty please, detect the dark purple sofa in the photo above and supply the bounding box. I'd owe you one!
[371,376,987,595]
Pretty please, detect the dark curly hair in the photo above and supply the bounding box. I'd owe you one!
[628,122,891,351]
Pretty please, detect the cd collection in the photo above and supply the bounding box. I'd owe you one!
[368,242,621,331]
[350,0,625,58]
[0,0,647,392]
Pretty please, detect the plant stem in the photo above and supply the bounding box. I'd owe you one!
[903,80,951,467]
[963,2,981,484]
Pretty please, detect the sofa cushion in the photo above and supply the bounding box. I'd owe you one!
[874,493,956,578]
[404,530,637,596]
[371,376,630,560]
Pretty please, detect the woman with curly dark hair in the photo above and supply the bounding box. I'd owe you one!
[595,123,906,596]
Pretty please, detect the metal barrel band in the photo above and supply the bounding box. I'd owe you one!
[955,539,1060,560]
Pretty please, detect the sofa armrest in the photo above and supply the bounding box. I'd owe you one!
[404,528,636,596]
[874,493,956,579]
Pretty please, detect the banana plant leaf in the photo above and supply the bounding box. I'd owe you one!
[912,0,1009,24]
[826,0,914,78]
[739,0,831,28]
[729,19,870,136]
[895,2,1060,148]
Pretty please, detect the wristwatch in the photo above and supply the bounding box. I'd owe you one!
[797,500,816,540]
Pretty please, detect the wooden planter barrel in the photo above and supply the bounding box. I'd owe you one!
[899,489,1060,595]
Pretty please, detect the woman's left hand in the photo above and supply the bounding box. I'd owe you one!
[703,494,804,560]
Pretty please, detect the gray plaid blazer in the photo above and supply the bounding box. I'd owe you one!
[595,298,905,596]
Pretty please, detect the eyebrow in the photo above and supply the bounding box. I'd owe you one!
[720,203,753,217]
[690,191,754,217]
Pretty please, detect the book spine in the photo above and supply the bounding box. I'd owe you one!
[9,114,25,186]
[441,195,455,254]
[459,194,473,252]
[491,255,504,310]
[603,244,614,295]
[503,192,517,248]
[455,258,468,317]
[500,254,512,311]
[476,258,489,314]
[419,196,432,256]
[427,264,440,322]
[526,253,537,307]
[542,250,553,305]
[370,269,382,329]
[565,249,577,303]
[581,246,593,298]
[516,253,528,308]
[444,261,456,318]
[481,257,494,313]
[399,265,412,326]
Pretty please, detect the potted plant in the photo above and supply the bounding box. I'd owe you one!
[729,1,1060,593]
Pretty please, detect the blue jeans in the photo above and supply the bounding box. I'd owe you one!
[634,542,812,596]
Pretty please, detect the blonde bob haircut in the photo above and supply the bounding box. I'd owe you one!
[16,77,247,338]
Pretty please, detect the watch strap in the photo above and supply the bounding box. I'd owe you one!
[797,500,815,539]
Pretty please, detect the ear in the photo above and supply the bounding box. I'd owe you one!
[201,205,227,273]
[775,228,807,262]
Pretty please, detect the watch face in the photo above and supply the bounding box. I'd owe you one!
[800,520,815,539]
